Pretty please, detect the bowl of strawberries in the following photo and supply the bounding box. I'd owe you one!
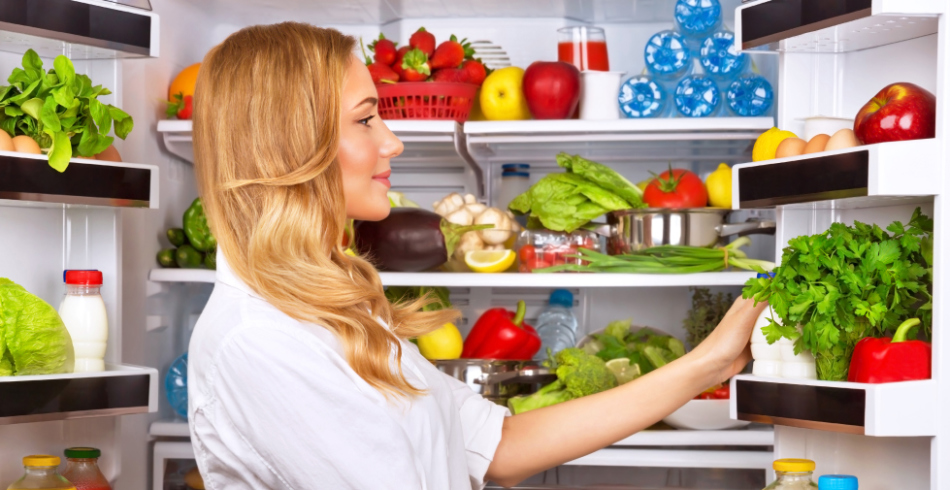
[366,28,488,123]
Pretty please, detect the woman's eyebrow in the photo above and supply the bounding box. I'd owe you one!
[354,97,378,109]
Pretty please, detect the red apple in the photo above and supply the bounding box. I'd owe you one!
[853,82,936,144]
[522,61,581,119]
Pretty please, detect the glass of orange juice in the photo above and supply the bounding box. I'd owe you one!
[557,26,610,71]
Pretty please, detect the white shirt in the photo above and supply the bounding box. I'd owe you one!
[188,253,509,490]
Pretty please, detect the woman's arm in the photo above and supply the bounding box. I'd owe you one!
[485,297,767,487]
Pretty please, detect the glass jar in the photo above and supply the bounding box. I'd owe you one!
[557,26,609,71]
[61,447,111,490]
[764,459,819,490]
[7,455,76,490]
[515,229,604,272]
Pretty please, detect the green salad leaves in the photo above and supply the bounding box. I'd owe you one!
[0,49,133,172]
[743,207,933,381]
[0,278,75,376]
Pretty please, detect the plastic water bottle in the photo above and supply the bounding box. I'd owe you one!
[165,352,189,419]
[674,75,721,117]
[674,0,723,53]
[726,74,774,117]
[644,30,691,82]
[618,75,669,118]
[818,475,858,490]
[534,289,578,360]
[700,30,748,85]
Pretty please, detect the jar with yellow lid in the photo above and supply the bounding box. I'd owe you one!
[7,455,76,490]
[763,459,819,490]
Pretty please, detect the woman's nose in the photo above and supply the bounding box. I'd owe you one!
[380,121,404,159]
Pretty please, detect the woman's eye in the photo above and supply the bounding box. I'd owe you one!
[358,115,375,126]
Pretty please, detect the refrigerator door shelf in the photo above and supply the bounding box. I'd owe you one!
[0,363,158,425]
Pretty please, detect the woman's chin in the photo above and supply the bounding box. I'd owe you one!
[347,201,391,221]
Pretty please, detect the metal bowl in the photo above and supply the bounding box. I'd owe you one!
[434,359,556,406]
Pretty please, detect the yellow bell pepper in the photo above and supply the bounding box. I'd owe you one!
[417,323,463,360]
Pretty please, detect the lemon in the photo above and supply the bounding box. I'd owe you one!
[752,127,798,162]
[465,249,516,273]
[605,358,641,385]
[416,323,464,360]
[705,163,733,208]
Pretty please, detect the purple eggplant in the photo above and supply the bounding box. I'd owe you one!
[354,208,489,272]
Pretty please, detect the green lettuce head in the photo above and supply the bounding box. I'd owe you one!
[0,278,75,376]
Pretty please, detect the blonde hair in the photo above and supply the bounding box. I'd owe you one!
[193,22,457,398]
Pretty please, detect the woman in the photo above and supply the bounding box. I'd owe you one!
[188,22,766,490]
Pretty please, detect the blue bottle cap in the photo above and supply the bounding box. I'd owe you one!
[644,30,691,80]
[619,75,668,118]
[549,289,573,307]
[756,272,776,279]
[700,30,748,81]
[502,163,530,171]
[502,172,530,178]
[727,75,774,117]
[818,475,858,490]
[674,75,721,117]
[674,0,723,39]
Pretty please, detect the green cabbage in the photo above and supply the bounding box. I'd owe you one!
[0,278,74,376]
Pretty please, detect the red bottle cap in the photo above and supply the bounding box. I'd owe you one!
[65,270,103,286]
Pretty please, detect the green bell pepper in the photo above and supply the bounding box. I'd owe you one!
[183,198,217,253]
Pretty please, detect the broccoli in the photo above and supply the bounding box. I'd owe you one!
[508,348,618,415]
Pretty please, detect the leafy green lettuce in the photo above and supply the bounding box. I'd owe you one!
[0,278,75,376]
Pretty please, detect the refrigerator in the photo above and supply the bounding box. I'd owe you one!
[0,0,943,489]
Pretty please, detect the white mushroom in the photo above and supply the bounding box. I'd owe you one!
[433,193,465,217]
[454,231,485,261]
[474,207,514,245]
[463,193,478,204]
[464,202,488,217]
[444,208,474,226]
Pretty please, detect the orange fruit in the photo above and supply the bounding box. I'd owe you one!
[168,63,200,101]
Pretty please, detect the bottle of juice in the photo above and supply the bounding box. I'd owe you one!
[7,455,76,490]
[61,448,111,490]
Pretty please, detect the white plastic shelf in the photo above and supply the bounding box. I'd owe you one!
[0,150,159,209]
[730,374,937,437]
[0,364,158,425]
[566,447,773,470]
[150,419,191,438]
[612,426,774,447]
[737,0,940,53]
[149,268,216,283]
[733,139,940,209]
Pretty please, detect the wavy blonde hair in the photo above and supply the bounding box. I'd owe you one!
[193,22,458,398]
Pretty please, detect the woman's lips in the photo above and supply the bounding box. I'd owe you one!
[373,170,391,189]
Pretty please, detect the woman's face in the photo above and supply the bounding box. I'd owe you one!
[339,56,404,221]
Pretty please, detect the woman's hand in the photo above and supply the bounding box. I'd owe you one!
[687,296,769,386]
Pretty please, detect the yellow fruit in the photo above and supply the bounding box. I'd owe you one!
[605,358,641,385]
[752,127,798,162]
[416,323,463,360]
[168,63,200,101]
[465,249,516,273]
[636,179,652,192]
[479,67,531,121]
[705,163,733,208]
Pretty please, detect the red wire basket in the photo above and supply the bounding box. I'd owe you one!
[376,82,479,123]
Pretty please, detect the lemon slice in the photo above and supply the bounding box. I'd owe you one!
[465,249,515,273]
[605,358,641,385]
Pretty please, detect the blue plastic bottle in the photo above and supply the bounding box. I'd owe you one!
[644,30,691,82]
[674,0,723,53]
[726,74,774,117]
[165,351,189,419]
[618,75,668,118]
[674,75,721,117]
[700,31,748,85]
[534,289,578,360]
[818,475,858,490]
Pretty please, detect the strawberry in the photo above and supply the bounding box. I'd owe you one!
[459,59,488,85]
[369,33,397,66]
[165,92,193,119]
[400,48,431,82]
[430,68,466,83]
[430,35,474,70]
[367,62,399,84]
[391,46,411,79]
[409,27,436,57]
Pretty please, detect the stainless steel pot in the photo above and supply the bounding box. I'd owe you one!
[434,359,556,406]
[587,208,775,255]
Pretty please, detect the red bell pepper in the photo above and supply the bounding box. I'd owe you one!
[462,300,542,359]
[848,318,932,384]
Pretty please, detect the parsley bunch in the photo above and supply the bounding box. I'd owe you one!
[743,207,933,381]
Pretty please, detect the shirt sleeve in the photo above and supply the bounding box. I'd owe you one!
[198,324,425,490]
[444,372,510,488]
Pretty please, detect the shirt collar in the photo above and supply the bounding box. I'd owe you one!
[215,250,263,299]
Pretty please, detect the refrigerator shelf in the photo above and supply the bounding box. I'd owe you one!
[0,363,158,425]
[150,418,191,437]
[149,268,757,288]
[0,151,159,208]
[736,0,940,53]
[566,447,772,470]
[733,138,939,209]
[730,374,937,437]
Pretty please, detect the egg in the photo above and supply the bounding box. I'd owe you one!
[0,131,13,152]
[95,145,122,162]
[774,137,806,159]
[825,128,859,151]
[12,135,41,154]
[804,134,830,154]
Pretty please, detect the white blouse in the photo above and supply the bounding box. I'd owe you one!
[188,253,509,490]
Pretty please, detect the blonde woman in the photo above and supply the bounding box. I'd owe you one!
[188,22,767,490]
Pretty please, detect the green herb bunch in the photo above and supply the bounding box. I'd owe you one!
[0,49,133,172]
[683,287,733,349]
[743,207,933,381]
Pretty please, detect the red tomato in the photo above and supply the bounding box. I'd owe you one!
[526,258,552,271]
[712,385,730,399]
[518,245,537,264]
[643,168,708,208]
[697,392,715,400]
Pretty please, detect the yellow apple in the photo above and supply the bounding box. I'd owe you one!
[480,67,531,121]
